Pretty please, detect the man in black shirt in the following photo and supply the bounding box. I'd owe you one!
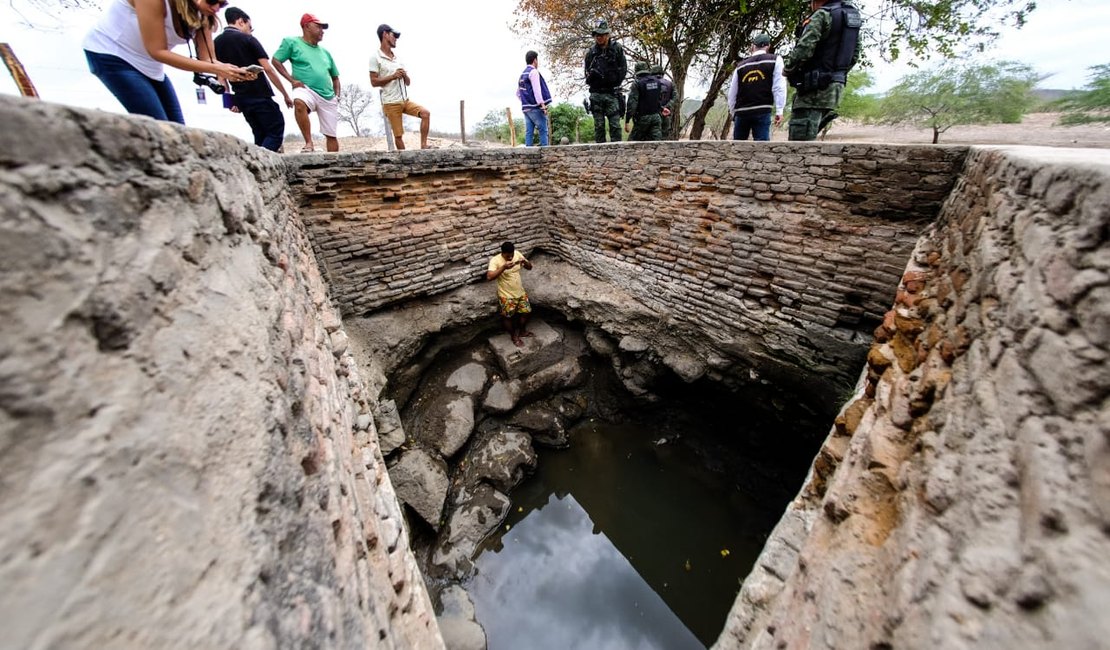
[214,7,293,152]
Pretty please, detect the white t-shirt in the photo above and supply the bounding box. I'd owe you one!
[368,49,406,104]
[83,0,187,80]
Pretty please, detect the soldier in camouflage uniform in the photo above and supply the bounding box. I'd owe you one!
[583,19,628,142]
[650,64,676,139]
[783,0,862,140]
[624,62,663,141]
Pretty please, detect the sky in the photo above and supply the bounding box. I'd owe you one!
[1,0,1108,144]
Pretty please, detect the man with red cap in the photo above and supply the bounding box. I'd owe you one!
[272,13,341,152]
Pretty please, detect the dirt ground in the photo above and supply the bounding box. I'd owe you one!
[808,112,1110,148]
[295,112,1110,153]
[294,132,503,153]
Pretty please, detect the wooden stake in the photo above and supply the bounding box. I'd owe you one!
[460,100,466,145]
[0,44,38,98]
[506,107,515,146]
[380,89,395,151]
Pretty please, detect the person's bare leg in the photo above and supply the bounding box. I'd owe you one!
[394,135,406,150]
[325,135,339,152]
[420,109,431,148]
[502,315,521,346]
[294,100,313,150]
[519,313,532,337]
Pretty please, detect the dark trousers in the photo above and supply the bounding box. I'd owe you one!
[235,96,286,152]
[733,111,772,141]
[85,50,183,124]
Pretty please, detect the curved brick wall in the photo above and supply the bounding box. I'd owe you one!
[288,143,966,408]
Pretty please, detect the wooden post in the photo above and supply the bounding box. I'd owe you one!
[380,90,395,151]
[0,44,38,98]
[506,107,516,147]
[383,113,396,151]
[459,100,466,145]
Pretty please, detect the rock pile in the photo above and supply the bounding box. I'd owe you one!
[383,319,590,576]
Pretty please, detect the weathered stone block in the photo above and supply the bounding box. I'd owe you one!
[389,449,449,530]
[487,318,564,378]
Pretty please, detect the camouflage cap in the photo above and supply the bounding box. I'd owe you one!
[650,64,664,75]
[634,61,650,74]
[591,19,611,35]
[752,33,771,47]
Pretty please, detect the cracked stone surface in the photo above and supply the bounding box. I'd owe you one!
[389,449,450,530]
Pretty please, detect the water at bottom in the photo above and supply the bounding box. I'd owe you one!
[468,419,794,649]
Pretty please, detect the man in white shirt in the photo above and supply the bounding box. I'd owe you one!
[726,33,787,141]
[368,24,432,150]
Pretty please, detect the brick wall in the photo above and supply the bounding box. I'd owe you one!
[288,151,550,315]
[289,142,967,391]
[541,142,966,387]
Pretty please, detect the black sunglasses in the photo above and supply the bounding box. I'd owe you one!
[204,0,229,7]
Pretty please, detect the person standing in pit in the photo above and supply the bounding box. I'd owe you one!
[486,242,534,347]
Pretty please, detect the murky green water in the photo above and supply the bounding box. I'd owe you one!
[469,418,803,649]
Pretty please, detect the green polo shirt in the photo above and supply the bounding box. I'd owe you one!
[273,37,339,99]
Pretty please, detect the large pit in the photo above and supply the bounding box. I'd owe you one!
[358,297,834,647]
[2,95,1108,649]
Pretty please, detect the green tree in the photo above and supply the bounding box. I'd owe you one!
[872,0,1038,62]
[548,102,592,143]
[836,70,880,122]
[1056,63,1110,125]
[877,61,1040,143]
[474,110,525,144]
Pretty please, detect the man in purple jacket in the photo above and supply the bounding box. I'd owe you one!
[517,51,553,146]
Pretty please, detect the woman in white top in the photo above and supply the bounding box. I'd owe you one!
[83,0,255,123]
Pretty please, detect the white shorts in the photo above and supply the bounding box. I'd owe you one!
[292,86,339,137]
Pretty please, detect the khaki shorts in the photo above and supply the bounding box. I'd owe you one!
[291,86,339,137]
[382,100,427,136]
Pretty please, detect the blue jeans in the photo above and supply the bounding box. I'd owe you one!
[235,95,286,152]
[523,107,549,146]
[733,111,772,141]
[85,50,184,124]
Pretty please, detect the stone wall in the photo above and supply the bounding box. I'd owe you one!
[717,147,1110,649]
[6,92,1106,650]
[0,98,441,649]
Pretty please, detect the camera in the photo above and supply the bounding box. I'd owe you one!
[193,72,225,94]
